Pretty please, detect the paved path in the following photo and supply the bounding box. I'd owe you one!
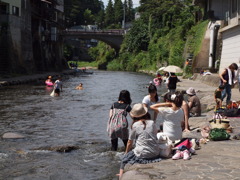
[121,76,240,180]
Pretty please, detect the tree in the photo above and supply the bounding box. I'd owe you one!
[105,0,115,25]
[114,0,123,25]
[126,0,134,22]
[121,19,149,53]
[95,9,105,28]
[84,9,95,25]
[64,0,104,27]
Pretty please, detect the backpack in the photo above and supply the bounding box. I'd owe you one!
[107,104,129,139]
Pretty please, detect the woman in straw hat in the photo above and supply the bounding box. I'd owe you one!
[117,103,161,178]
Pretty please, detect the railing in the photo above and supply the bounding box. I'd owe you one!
[63,29,126,35]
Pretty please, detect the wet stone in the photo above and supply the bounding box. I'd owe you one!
[2,132,25,139]
[32,145,80,153]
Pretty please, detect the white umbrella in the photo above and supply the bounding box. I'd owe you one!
[158,67,166,71]
[163,65,183,73]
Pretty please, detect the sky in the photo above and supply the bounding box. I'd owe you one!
[101,0,140,8]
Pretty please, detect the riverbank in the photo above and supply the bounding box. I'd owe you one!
[121,74,240,180]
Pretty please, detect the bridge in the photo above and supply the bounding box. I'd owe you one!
[61,29,125,52]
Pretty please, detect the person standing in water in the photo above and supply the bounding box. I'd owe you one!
[107,90,132,151]
[54,76,63,96]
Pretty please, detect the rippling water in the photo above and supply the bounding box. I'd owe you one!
[0,70,167,180]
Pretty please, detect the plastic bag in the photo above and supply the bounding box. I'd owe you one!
[209,128,230,141]
[50,89,55,97]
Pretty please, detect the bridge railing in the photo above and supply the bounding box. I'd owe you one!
[63,29,126,35]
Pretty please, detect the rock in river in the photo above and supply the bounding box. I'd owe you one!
[2,132,25,139]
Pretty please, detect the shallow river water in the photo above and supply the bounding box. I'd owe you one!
[0,70,167,180]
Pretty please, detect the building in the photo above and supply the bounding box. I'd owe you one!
[194,0,240,73]
[0,0,24,73]
[0,0,67,75]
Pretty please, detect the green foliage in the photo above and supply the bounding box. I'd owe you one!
[186,20,209,56]
[64,0,104,27]
[68,61,98,68]
[125,0,134,22]
[63,44,73,61]
[105,0,115,25]
[121,19,149,53]
[117,0,203,72]
[83,9,95,24]
[114,0,123,24]
[82,0,207,74]
[88,42,116,69]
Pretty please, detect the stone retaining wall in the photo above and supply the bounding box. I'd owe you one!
[193,73,220,87]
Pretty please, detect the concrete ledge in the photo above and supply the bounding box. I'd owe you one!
[193,73,220,87]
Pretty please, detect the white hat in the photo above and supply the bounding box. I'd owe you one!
[130,103,148,118]
[186,87,196,95]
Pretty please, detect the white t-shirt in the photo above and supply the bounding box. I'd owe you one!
[157,107,184,141]
[54,80,62,89]
[129,120,160,159]
[142,95,160,120]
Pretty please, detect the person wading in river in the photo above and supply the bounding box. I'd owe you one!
[107,90,132,151]
[54,76,63,96]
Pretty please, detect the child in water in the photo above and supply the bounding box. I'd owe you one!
[75,83,83,90]
[45,76,53,86]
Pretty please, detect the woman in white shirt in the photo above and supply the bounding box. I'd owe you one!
[150,92,184,141]
[142,84,160,121]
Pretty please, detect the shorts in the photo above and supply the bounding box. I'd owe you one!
[54,88,60,94]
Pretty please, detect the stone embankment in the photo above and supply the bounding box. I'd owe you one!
[121,74,240,180]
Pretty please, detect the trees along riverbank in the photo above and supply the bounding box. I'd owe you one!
[88,1,208,78]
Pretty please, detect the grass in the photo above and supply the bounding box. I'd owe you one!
[68,61,98,68]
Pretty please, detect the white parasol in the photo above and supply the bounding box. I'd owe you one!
[158,67,166,71]
[163,65,183,73]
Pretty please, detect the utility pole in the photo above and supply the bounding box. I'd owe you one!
[122,4,126,29]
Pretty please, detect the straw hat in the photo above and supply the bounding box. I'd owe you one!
[130,103,148,118]
[186,87,196,95]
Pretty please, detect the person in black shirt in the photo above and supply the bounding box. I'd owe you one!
[167,73,180,93]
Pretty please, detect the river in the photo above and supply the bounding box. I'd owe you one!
[0,70,167,180]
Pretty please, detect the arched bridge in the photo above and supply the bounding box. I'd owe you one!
[61,29,125,52]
